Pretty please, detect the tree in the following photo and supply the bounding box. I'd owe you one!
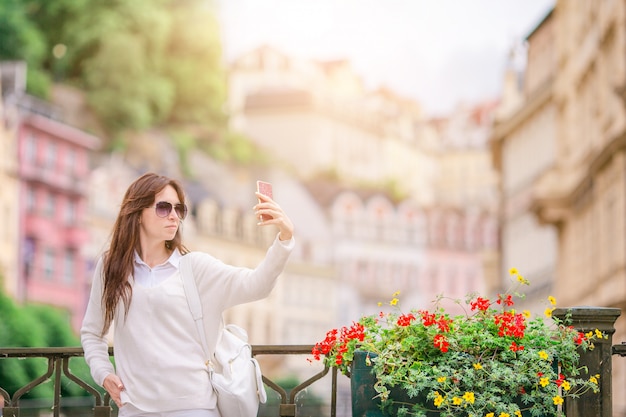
[23,0,226,138]
[161,0,226,126]
[0,0,50,97]
[0,286,93,400]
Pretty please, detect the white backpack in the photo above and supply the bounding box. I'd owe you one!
[180,256,267,417]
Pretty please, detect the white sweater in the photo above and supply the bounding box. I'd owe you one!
[80,235,294,412]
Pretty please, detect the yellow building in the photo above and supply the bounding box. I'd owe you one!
[0,63,22,297]
[491,9,558,315]
[493,2,626,414]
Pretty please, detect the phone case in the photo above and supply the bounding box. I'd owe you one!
[256,181,273,221]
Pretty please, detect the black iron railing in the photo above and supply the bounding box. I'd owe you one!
[2,306,625,417]
[0,345,339,417]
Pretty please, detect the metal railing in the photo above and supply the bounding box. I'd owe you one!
[0,345,339,417]
[2,306,625,417]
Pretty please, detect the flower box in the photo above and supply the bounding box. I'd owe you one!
[351,350,546,417]
[312,269,604,417]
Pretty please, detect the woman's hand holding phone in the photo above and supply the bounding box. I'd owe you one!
[255,180,293,241]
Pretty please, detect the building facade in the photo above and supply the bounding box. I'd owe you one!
[0,63,22,297]
[228,46,438,206]
[17,112,100,331]
[493,2,626,415]
[491,10,559,315]
[227,45,501,322]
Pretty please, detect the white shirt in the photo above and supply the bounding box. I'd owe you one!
[133,249,182,288]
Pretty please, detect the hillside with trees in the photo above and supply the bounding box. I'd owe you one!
[1,0,265,170]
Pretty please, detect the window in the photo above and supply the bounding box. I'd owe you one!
[25,133,37,163]
[44,192,55,217]
[43,248,55,280]
[66,147,76,174]
[26,186,36,213]
[23,237,36,279]
[63,250,75,284]
[65,199,76,225]
[46,142,57,169]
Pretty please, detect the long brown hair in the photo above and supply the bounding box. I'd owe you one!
[101,172,189,336]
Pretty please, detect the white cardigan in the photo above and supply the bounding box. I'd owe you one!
[80,235,294,412]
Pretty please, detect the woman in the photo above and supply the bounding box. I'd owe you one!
[81,173,294,417]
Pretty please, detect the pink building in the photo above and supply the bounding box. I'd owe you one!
[17,113,100,332]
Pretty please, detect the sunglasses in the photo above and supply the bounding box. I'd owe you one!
[153,201,188,219]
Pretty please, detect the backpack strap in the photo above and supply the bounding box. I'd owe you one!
[180,255,212,367]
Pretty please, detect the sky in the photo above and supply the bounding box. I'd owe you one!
[216,0,555,116]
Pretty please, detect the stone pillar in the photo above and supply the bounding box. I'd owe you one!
[553,307,621,417]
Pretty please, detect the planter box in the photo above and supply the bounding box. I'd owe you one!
[350,351,546,417]
[350,350,438,417]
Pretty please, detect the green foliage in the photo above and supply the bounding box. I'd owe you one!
[0,287,92,399]
[5,0,240,164]
[171,129,197,177]
[312,271,603,417]
[201,131,269,166]
[25,66,51,99]
[0,0,50,98]
[17,0,226,142]
[0,0,46,64]
[224,131,266,165]
[162,2,226,126]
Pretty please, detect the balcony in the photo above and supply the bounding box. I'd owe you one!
[19,164,88,196]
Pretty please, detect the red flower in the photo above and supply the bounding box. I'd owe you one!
[496,294,515,307]
[436,317,452,333]
[433,334,449,352]
[397,313,416,327]
[509,341,524,352]
[311,321,366,363]
[555,373,566,387]
[494,311,526,338]
[470,297,491,311]
[574,331,585,345]
[420,310,437,326]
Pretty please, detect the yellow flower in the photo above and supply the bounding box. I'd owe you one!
[516,274,529,284]
[438,376,447,383]
[463,392,475,404]
[377,302,382,307]
[452,397,463,405]
[538,350,549,360]
[540,377,550,387]
[433,392,445,407]
[473,363,483,370]
[590,375,599,384]
[390,298,399,306]
[514,411,522,417]
[553,396,564,405]
[585,331,593,339]
[509,267,518,275]
[486,413,494,417]
[523,310,531,318]
[548,296,556,305]
[544,307,554,318]
[499,413,510,417]
[562,381,571,391]
[393,291,400,296]
[595,329,603,339]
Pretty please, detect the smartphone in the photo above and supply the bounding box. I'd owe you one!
[256,180,273,221]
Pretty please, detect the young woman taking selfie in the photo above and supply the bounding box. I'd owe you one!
[81,173,294,417]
